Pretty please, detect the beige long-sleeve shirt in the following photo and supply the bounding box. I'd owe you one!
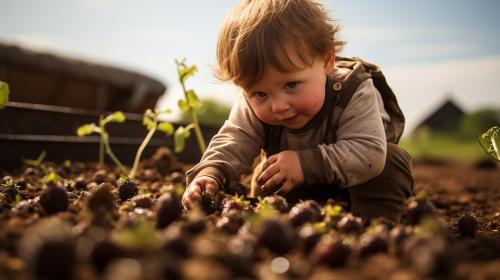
[187,66,390,190]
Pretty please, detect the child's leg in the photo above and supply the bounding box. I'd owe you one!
[348,143,413,222]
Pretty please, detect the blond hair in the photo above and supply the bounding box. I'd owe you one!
[215,0,344,88]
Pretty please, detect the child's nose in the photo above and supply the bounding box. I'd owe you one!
[271,99,290,113]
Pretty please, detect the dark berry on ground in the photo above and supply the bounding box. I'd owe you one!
[257,219,295,255]
[389,225,410,255]
[216,210,245,235]
[86,183,117,214]
[298,224,322,255]
[312,235,351,267]
[118,179,138,201]
[337,214,364,235]
[288,200,323,227]
[457,213,478,238]
[261,195,289,213]
[156,193,183,229]
[200,191,221,214]
[93,170,108,184]
[358,233,389,258]
[404,195,437,225]
[40,184,68,215]
[74,176,87,190]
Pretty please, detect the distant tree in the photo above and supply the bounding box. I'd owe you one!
[180,98,231,127]
[459,108,500,137]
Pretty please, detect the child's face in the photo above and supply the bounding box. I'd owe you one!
[242,55,334,129]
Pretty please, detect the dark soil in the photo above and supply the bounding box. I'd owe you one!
[0,157,498,280]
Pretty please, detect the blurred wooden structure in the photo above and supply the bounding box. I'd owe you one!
[0,42,166,113]
[416,99,465,132]
[0,102,219,169]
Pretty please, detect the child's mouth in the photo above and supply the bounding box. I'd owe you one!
[280,114,298,124]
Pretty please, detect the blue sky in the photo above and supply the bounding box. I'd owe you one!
[1,0,499,134]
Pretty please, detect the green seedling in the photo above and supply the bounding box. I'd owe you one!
[174,59,206,154]
[23,150,47,167]
[129,108,173,179]
[43,171,60,186]
[77,111,127,174]
[0,81,8,109]
[477,126,499,161]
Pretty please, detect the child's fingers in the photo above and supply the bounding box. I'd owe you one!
[257,164,280,185]
[205,181,218,198]
[261,173,286,192]
[262,156,277,171]
[277,179,293,195]
[182,183,202,209]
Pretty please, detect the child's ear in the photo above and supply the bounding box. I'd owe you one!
[324,53,335,73]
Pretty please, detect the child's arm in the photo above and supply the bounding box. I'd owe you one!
[184,94,265,205]
[310,79,387,186]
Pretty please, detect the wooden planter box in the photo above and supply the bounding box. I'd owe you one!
[0,102,219,170]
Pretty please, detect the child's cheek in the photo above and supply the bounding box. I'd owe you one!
[254,107,277,125]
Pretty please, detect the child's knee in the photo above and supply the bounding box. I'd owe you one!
[348,143,414,222]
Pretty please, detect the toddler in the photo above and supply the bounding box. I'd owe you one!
[182,0,413,222]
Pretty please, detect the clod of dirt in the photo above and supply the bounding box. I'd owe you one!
[156,192,183,229]
[200,191,222,214]
[216,210,245,235]
[93,170,108,184]
[1,179,19,202]
[457,213,478,238]
[90,240,128,273]
[133,195,153,209]
[312,235,351,267]
[257,219,295,255]
[337,214,364,235]
[288,200,323,227]
[389,225,411,255]
[473,158,498,170]
[170,171,185,184]
[404,194,437,225]
[33,240,76,280]
[118,179,139,201]
[20,218,76,280]
[74,176,88,190]
[86,183,117,215]
[163,228,191,258]
[40,184,68,215]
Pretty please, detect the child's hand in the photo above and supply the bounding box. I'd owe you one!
[257,150,304,195]
[182,176,219,210]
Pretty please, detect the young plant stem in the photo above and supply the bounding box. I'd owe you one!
[98,115,104,164]
[179,75,206,154]
[129,123,157,180]
[101,131,127,174]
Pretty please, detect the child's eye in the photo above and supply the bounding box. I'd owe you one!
[253,91,267,99]
[285,82,299,90]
